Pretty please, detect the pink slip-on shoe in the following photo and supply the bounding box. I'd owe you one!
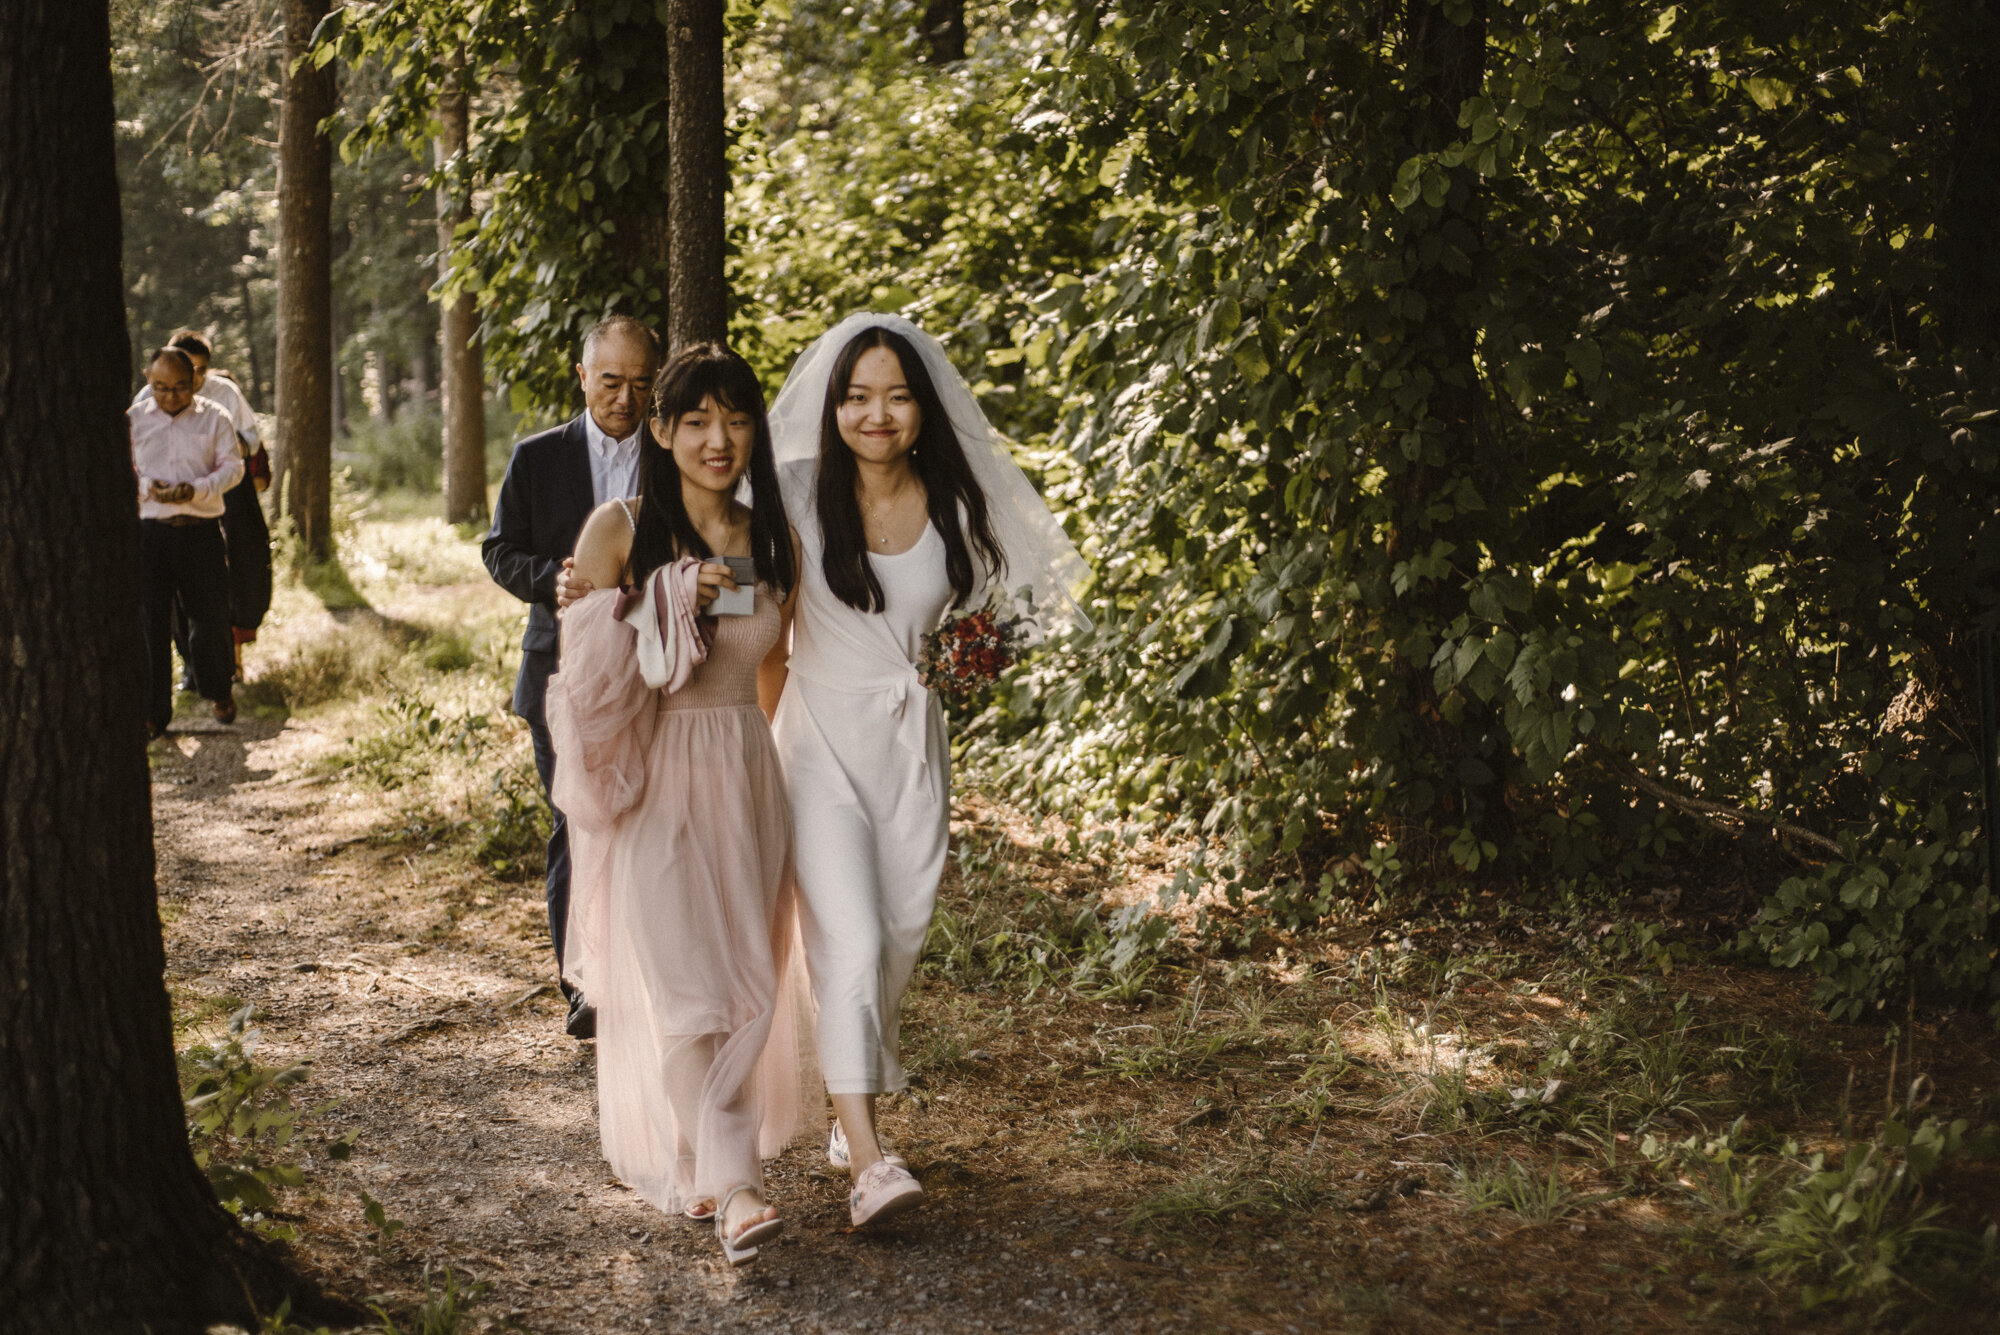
[849,1158,924,1229]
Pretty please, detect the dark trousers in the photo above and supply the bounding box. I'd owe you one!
[172,479,272,677]
[220,477,273,632]
[513,648,573,993]
[141,518,233,730]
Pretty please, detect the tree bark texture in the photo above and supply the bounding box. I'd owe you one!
[921,0,967,64]
[666,0,727,350]
[0,3,332,1329]
[1382,0,1503,845]
[277,0,337,559]
[435,50,488,525]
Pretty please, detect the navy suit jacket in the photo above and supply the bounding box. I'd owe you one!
[482,413,595,664]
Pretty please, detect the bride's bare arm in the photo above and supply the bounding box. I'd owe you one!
[757,528,804,721]
[568,500,639,602]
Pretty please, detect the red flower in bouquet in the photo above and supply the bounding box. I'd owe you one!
[917,598,1025,698]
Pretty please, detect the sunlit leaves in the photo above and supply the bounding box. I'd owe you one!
[978,0,1999,1013]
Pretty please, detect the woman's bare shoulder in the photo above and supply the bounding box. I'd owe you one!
[574,499,638,580]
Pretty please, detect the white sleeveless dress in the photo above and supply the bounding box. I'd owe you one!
[772,464,955,1095]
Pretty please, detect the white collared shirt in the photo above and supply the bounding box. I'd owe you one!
[584,413,642,506]
[129,396,243,520]
[131,371,260,454]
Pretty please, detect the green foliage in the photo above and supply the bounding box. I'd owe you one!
[925,824,1175,997]
[339,409,446,494]
[116,0,451,417]
[1748,827,1997,1020]
[976,0,1999,1017]
[472,757,554,877]
[1071,1114,1170,1162]
[182,1005,355,1238]
[1125,1160,1329,1233]
[324,0,693,410]
[1637,1107,2000,1315]
[728,2,1104,407]
[112,0,277,388]
[359,1187,407,1248]
[338,686,494,788]
[376,1262,484,1334]
[1451,1155,1589,1223]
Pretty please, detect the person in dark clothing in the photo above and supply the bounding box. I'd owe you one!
[482,315,659,1039]
[136,330,273,683]
[130,346,242,738]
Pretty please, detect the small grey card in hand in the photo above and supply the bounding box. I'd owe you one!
[709,555,756,616]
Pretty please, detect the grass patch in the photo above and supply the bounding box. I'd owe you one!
[1126,1161,1330,1234]
[1452,1154,1601,1223]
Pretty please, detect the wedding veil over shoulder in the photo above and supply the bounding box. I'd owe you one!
[767,312,1092,632]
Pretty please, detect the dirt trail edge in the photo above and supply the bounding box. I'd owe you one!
[153,715,1186,1335]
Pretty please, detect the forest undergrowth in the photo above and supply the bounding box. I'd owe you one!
[164,503,2000,1334]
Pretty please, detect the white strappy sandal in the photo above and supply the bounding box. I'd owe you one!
[716,1185,784,1266]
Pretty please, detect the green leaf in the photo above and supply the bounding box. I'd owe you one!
[1566,337,1602,384]
[1741,77,1795,110]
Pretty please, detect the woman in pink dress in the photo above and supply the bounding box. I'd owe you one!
[547,342,814,1266]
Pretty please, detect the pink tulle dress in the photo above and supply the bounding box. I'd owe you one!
[546,569,817,1216]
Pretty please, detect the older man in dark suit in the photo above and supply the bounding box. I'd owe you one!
[483,315,658,1039]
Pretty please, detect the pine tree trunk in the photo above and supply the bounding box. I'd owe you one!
[436,49,488,524]
[666,0,726,350]
[0,3,344,1329]
[1382,0,1502,850]
[277,0,336,559]
[920,0,966,64]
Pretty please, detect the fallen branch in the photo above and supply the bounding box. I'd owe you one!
[382,1008,459,1043]
[502,982,552,1010]
[1609,760,1843,857]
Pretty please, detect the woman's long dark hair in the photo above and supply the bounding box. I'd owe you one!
[628,342,795,593]
[816,327,1003,613]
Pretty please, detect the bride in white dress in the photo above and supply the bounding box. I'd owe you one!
[764,314,1089,1227]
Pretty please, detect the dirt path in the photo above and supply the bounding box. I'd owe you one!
[153,714,1181,1335]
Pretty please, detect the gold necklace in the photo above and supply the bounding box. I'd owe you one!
[865,487,904,547]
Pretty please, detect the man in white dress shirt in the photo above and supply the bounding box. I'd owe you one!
[482,314,658,1039]
[129,346,244,738]
[132,330,274,683]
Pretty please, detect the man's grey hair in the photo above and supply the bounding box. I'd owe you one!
[581,314,661,364]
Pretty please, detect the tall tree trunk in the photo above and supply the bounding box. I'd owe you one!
[277,0,336,560]
[1381,0,1500,851]
[0,3,341,1329]
[920,0,966,64]
[240,269,264,407]
[666,0,726,350]
[436,49,488,524]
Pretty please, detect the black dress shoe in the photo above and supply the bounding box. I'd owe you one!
[566,990,597,1040]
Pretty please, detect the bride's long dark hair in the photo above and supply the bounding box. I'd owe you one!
[816,326,1003,613]
[628,342,795,592]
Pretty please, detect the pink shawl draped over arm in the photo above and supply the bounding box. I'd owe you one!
[546,558,711,999]
[546,557,712,830]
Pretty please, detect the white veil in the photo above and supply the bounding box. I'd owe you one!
[767,312,1092,633]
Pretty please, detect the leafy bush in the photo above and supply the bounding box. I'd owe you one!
[1755,1115,1995,1312]
[1642,1109,2000,1315]
[339,686,492,789]
[1748,827,1997,1021]
[472,757,552,878]
[970,0,2000,1019]
[182,1005,355,1239]
[336,409,442,495]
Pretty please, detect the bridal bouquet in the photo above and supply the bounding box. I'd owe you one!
[917,594,1028,698]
